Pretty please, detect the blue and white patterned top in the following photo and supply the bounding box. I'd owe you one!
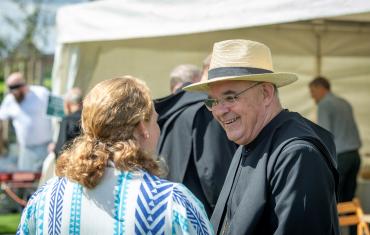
[17,168,214,235]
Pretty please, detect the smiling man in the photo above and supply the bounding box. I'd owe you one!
[184,39,339,235]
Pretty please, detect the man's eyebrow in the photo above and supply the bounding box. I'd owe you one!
[222,90,237,96]
[208,89,237,99]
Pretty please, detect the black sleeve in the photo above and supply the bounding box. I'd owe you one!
[54,119,68,157]
[269,140,338,235]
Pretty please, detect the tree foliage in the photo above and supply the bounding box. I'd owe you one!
[0,0,45,60]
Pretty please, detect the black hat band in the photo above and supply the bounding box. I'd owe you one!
[208,67,273,80]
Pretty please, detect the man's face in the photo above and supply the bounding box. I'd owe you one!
[208,80,266,145]
[8,84,26,103]
[309,85,325,104]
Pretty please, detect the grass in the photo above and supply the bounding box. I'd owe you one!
[0,79,4,101]
[0,213,21,234]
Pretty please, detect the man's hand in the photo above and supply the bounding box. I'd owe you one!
[48,142,56,153]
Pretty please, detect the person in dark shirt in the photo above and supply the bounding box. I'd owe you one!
[184,39,339,235]
[54,87,83,157]
[155,62,237,217]
[40,88,83,185]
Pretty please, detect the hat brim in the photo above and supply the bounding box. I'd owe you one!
[183,72,298,92]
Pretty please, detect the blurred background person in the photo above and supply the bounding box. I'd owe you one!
[309,76,361,202]
[54,87,83,157]
[169,64,200,94]
[18,76,213,234]
[155,61,237,217]
[39,87,83,186]
[0,72,52,172]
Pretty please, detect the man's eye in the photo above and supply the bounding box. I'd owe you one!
[224,96,235,103]
[210,100,217,106]
[205,99,217,107]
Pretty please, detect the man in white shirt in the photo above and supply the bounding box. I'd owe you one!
[0,72,52,171]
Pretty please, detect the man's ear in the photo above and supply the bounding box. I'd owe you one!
[261,83,275,105]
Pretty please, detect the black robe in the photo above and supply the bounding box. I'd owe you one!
[211,110,339,235]
[155,90,237,216]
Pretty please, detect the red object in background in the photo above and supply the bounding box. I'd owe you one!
[0,172,41,206]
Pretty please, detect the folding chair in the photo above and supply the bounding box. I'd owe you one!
[337,198,370,235]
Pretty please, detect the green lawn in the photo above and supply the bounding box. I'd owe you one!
[0,79,4,101]
[0,213,20,234]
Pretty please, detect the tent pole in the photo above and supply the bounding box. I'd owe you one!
[315,33,322,76]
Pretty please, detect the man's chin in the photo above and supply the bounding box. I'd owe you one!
[15,96,24,103]
[227,133,241,144]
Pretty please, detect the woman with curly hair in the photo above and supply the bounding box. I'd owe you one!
[18,76,213,235]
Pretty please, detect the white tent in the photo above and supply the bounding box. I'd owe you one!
[52,0,370,159]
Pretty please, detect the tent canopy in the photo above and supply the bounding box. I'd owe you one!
[52,0,370,157]
[57,0,370,43]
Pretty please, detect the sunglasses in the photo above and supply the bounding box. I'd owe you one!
[204,82,261,111]
[8,83,25,91]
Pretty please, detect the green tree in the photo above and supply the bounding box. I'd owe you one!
[0,0,51,87]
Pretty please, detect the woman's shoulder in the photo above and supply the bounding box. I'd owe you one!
[138,172,207,213]
[36,176,73,192]
[24,176,71,209]
[137,171,202,201]
[167,182,214,234]
[138,171,198,192]
[112,170,207,214]
[171,183,207,213]
[137,170,176,190]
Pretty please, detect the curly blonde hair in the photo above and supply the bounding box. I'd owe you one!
[56,76,162,188]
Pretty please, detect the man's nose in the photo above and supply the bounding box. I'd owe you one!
[212,101,230,116]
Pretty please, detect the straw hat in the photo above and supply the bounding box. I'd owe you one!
[183,39,298,92]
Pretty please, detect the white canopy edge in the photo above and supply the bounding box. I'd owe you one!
[57,0,370,44]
